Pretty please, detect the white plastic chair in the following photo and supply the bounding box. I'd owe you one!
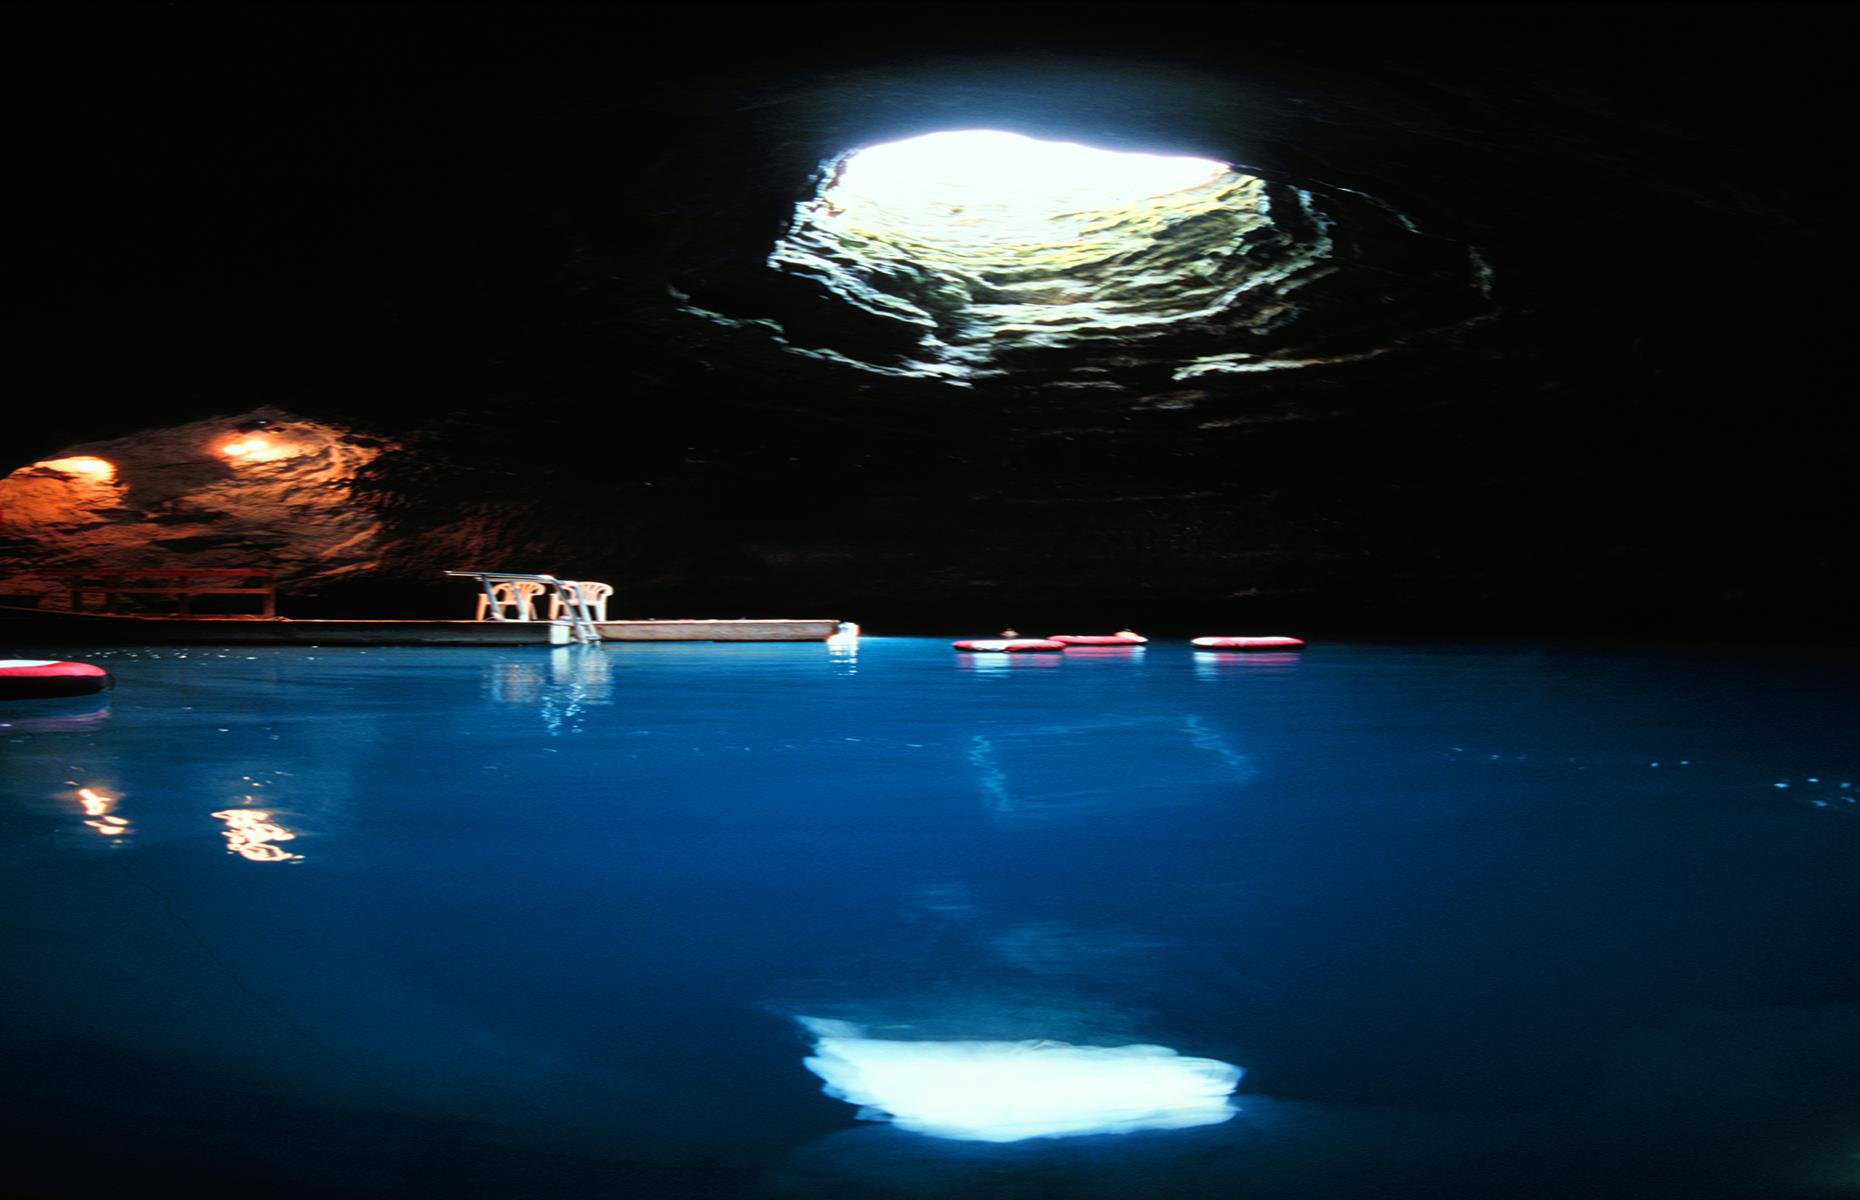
[475,580,547,621]
[550,580,613,622]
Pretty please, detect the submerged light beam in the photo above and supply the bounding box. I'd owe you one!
[799,1017,1242,1142]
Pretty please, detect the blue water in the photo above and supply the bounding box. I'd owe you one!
[1,638,1855,1198]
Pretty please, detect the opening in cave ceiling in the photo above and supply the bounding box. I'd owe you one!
[769,130,1310,383]
[743,127,1495,390]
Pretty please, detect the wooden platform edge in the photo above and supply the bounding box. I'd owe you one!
[596,620,842,642]
[1,607,847,645]
[0,607,567,645]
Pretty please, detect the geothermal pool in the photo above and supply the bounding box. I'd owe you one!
[1,638,1854,1198]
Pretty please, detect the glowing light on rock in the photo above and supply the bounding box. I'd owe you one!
[220,434,304,464]
[211,807,303,862]
[799,1017,1242,1142]
[0,408,393,608]
[32,456,116,483]
[220,436,296,463]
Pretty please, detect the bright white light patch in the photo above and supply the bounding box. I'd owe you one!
[762,128,1270,377]
[800,1018,1242,1142]
[836,130,1227,224]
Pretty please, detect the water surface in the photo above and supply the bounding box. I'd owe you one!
[2,638,1855,1198]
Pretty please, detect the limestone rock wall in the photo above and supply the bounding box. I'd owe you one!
[4,8,1845,634]
[0,408,394,609]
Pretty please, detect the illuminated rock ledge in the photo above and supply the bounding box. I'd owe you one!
[0,407,394,603]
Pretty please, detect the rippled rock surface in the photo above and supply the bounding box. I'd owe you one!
[6,8,1843,633]
[0,408,393,606]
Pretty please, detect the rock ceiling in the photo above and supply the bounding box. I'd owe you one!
[3,8,1844,632]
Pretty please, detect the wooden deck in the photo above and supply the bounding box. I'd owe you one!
[598,619,841,642]
[0,608,845,646]
[0,608,572,645]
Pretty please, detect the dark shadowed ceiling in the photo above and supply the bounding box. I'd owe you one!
[7,4,1850,635]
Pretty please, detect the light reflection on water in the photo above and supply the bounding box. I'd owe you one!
[210,807,303,862]
[955,650,1063,671]
[0,694,113,735]
[1053,644,1146,660]
[0,639,1853,1199]
[1193,649,1303,680]
[827,628,859,675]
[485,646,615,734]
[76,786,130,838]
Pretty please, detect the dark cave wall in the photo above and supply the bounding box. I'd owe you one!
[8,6,1849,634]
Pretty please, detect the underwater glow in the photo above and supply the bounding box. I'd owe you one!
[800,1017,1242,1142]
[33,456,116,482]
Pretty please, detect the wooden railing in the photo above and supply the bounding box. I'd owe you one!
[29,567,277,616]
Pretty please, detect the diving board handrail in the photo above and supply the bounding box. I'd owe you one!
[445,571,603,645]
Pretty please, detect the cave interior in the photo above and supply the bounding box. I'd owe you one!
[5,4,1847,638]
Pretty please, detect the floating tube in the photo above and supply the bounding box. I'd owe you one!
[1048,633,1148,645]
[1191,636,1305,650]
[953,639,1066,653]
[0,659,114,699]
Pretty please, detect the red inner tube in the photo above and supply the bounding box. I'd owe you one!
[1048,634,1148,645]
[1190,636,1306,650]
[952,639,1067,653]
[0,659,114,699]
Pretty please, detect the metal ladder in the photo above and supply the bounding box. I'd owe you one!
[445,570,604,645]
